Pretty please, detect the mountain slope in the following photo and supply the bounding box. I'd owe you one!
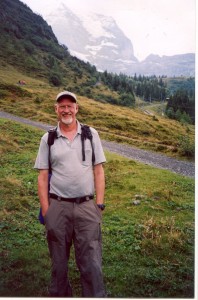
[45,3,138,73]
[45,4,195,77]
[0,0,60,73]
[0,0,101,87]
[0,0,137,106]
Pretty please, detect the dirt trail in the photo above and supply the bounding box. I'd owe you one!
[0,111,195,178]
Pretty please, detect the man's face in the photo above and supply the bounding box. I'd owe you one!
[55,98,78,125]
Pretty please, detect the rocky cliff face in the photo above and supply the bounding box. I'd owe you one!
[45,4,195,77]
[45,3,138,72]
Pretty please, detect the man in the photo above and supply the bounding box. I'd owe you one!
[34,91,106,297]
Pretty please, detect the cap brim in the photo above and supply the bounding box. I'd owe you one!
[56,95,76,102]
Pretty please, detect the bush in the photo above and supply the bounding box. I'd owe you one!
[119,93,135,107]
[23,41,35,55]
[180,112,192,124]
[166,107,175,119]
[152,115,159,121]
[49,72,62,86]
[178,135,195,157]
[34,96,43,104]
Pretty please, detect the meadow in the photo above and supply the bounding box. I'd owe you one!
[0,64,195,160]
[0,118,194,297]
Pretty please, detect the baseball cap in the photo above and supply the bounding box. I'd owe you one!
[56,91,77,103]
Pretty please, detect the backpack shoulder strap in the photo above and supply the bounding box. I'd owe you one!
[47,127,58,146]
[80,124,95,165]
[47,127,57,173]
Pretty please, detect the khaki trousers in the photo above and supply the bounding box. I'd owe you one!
[45,198,105,297]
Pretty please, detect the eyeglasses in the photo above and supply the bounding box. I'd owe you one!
[58,104,75,111]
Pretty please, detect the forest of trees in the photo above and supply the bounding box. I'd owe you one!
[100,72,167,102]
[98,72,169,107]
[100,72,195,124]
[165,89,195,124]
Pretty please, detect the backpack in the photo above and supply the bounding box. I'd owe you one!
[38,124,95,224]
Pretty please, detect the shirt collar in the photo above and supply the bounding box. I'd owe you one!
[56,120,81,137]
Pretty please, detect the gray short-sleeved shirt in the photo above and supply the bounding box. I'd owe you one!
[34,121,106,198]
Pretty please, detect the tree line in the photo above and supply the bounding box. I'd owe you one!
[100,72,167,101]
[99,72,194,124]
[165,90,195,124]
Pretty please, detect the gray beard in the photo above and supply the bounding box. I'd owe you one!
[61,116,73,125]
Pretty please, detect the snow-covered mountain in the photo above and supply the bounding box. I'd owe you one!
[45,4,195,77]
[45,3,138,73]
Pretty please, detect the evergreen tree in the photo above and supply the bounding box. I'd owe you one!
[165,89,194,124]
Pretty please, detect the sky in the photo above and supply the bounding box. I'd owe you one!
[21,0,196,61]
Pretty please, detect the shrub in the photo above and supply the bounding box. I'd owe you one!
[34,96,43,104]
[180,112,192,124]
[178,135,195,157]
[152,115,159,121]
[49,72,62,86]
[23,41,35,55]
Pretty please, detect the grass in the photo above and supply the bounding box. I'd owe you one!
[0,118,194,297]
[0,64,195,160]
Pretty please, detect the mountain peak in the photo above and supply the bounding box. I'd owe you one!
[143,54,161,62]
[45,4,137,72]
[45,5,195,76]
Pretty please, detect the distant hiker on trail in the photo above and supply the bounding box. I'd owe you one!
[34,91,106,297]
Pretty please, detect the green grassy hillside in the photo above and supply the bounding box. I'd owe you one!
[0,64,195,160]
[0,119,194,297]
[0,0,128,105]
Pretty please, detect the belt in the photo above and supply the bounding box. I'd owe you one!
[49,193,94,204]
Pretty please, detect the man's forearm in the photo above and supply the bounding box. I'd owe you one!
[94,164,105,204]
[38,170,49,216]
